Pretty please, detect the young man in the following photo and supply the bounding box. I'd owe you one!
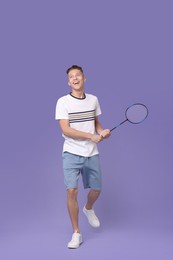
[55,65,110,248]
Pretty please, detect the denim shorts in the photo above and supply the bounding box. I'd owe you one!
[62,152,102,190]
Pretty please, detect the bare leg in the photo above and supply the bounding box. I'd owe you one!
[85,189,101,210]
[67,188,80,233]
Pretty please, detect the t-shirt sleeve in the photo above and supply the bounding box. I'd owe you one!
[55,98,69,120]
[95,97,102,116]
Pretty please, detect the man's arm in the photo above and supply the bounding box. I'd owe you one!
[95,116,111,138]
[95,116,104,134]
[59,119,102,143]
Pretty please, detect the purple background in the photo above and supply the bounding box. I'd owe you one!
[1,0,173,259]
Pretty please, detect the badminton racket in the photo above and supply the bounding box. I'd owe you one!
[110,103,149,132]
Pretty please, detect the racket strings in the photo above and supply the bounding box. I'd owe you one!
[126,104,148,124]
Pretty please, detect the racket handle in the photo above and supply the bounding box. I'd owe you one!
[110,119,128,132]
[110,126,117,132]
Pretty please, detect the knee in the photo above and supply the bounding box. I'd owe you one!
[67,188,78,200]
[92,189,101,195]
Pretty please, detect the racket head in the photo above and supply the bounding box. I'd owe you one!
[125,103,149,124]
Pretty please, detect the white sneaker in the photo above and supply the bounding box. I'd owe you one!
[83,206,100,228]
[67,232,83,249]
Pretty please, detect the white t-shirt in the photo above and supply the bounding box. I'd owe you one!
[55,93,102,157]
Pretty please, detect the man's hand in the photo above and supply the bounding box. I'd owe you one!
[90,134,103,143]
[100,129,111,139]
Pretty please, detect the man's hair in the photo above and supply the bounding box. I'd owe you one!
[66,65,83,74]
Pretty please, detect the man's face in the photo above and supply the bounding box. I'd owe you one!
[68,69,86,91]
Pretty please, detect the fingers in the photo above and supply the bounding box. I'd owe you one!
[100,129,111,138]
[91,134,103,143]
[96,135,103,143]
[91,130,111,143]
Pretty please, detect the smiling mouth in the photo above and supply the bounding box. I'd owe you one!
[73,82,80,85]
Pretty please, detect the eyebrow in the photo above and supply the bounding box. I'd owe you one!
[69,72,82,77]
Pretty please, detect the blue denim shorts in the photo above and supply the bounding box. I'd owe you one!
[62,152,102,190]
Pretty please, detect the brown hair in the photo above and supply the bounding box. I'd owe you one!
[66,65,83,74]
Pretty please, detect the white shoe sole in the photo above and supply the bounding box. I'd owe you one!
[67,241,83,249]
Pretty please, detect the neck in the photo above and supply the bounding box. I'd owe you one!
[71,90,85,99]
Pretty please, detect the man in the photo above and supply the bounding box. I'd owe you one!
[55,65,110,248]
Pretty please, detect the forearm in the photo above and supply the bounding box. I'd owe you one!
[62,126,93,140]
[95,117,111,139]
[95,118,104,135]
[95,123,104,135]
[59,119,103,143]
